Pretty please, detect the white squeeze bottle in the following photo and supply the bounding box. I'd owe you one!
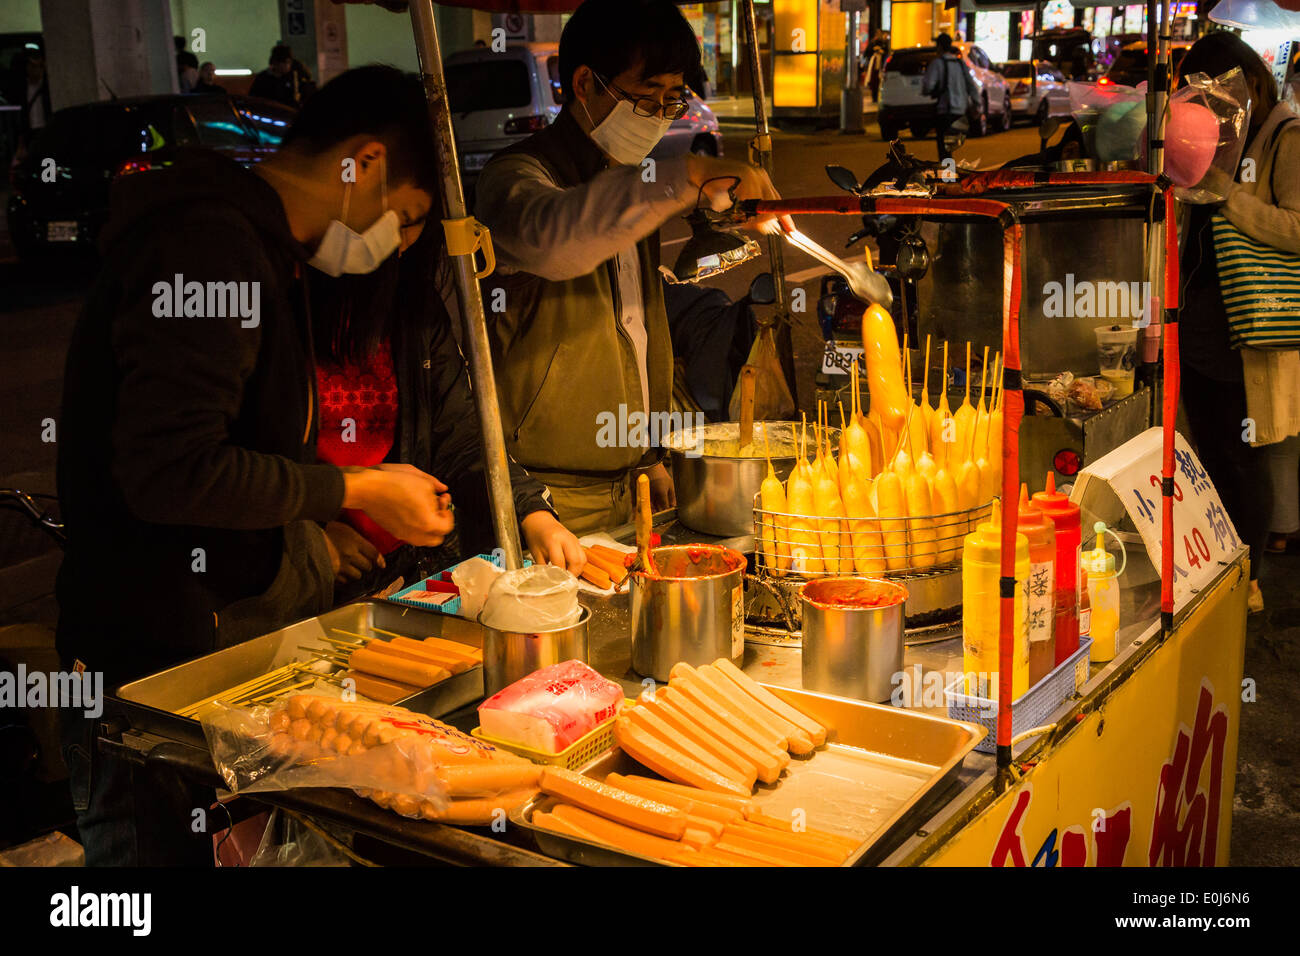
[1080,521,1126,663]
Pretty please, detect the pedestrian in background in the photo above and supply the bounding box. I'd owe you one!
[175,35,199,93]
[1176,32,1300,613]
[191,61,225,95]
[251,43,314,107]
[921,33,977,162]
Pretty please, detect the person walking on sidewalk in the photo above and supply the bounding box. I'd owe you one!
[921,33,978,162]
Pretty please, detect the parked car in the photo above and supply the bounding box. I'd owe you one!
[1000,60,1072,124]
[877,42,1011,140]
[6,94,294,258]
[649,88,722,159]
[1100,41,1193,88]
[444,42,563,184]
[1027,27,1098,80]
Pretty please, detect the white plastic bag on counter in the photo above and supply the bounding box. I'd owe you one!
[451,556,503,620]
[480,564,581,632]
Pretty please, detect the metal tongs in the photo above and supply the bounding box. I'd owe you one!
[779,222,894,309]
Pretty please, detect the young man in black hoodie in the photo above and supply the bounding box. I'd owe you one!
[56,66,453,864]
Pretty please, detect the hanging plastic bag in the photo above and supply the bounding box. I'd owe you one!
[248,809,353,867]
[1168,68,1251,203]
[729,323,795,421]
[1070,80,1147,162]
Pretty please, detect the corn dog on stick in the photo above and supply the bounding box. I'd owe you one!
[873,458,908,572]
[930,341,953,472]
[786,416,822,574]
[988,352,1003,496]
[901,405,938,569]
[955,410,981,532]
[972,345,991,457]
[918,333,935,440]
[845,363,874,477]
[906,333,929,462]
[813,414,844,573]
[952,342,976,467]
[838,403,880,573]
[931,461,962,563]
[759,423,791,575]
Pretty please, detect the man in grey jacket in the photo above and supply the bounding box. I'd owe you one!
[922,34,979,162]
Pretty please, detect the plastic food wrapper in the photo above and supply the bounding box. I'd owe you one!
[480,564,581,632]
[730,324,795,422]
[1169,68,1250,204]
[478,659,624,754]
[451,556,503,620]
[201,692,542,824]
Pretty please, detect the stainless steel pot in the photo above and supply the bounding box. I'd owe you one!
[664,421,838,538]
[481,605,590,696]
[801,577,907,703]
[630,545,746,683]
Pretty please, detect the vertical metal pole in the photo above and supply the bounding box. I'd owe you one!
[409,0,524,570]
[740,0,798,400]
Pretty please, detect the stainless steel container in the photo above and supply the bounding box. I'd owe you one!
[481,605,590,696]
[630,545,746,682]
[664,421,837,538]
[801,578,908,703]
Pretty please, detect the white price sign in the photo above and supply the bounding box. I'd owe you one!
[1071,427,1242,611]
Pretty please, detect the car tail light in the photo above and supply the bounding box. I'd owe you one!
[504,115,548,135]
[114,157,154,178]
[1053,448,1082,476]
[1097,76,1112,85]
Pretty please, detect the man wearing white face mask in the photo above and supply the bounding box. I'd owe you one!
[55,68,459,864]
[475,0,782,535]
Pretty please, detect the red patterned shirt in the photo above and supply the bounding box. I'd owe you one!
[316,341,402,554]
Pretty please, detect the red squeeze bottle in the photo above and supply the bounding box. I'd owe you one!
[1017,485,1057,686]
[1031,473,1082,665]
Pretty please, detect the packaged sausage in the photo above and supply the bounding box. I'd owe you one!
[202,691,542,825]
[478,659,624,755]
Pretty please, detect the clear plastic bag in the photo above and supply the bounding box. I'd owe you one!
[729,324,795,422]
[1169,68,1250,203]
[451,555,503,620]
[480,564,581,632]
[202,692,542,824]
[1070,81,1147,163]
[249,809,352,867]
[478,659,624,754]
[201,694,452,813]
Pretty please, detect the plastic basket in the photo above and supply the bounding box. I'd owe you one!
[387,553,532,615]
[945,637,1092,754]
[471,700,634,770]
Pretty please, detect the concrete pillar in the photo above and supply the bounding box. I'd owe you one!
[40,0,177,110]
[275,0,349,87]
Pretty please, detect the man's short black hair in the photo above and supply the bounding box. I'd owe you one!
[936,33,954,52]
[282,65,441,197]
[270,44,293,65]
[558,0,701,100]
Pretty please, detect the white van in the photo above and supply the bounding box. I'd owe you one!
[444,43,564,182]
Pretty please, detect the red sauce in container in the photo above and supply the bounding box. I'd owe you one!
[801,577,908,610]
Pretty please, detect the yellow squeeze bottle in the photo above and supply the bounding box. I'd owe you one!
[961,501,1030,700]
[1081,521,1126,662]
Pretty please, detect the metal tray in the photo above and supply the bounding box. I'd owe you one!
[510,683,987,866]
[115,600,487,750]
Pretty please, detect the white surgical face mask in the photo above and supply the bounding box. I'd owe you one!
[308,159,402,277]
[580,76,673,166]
